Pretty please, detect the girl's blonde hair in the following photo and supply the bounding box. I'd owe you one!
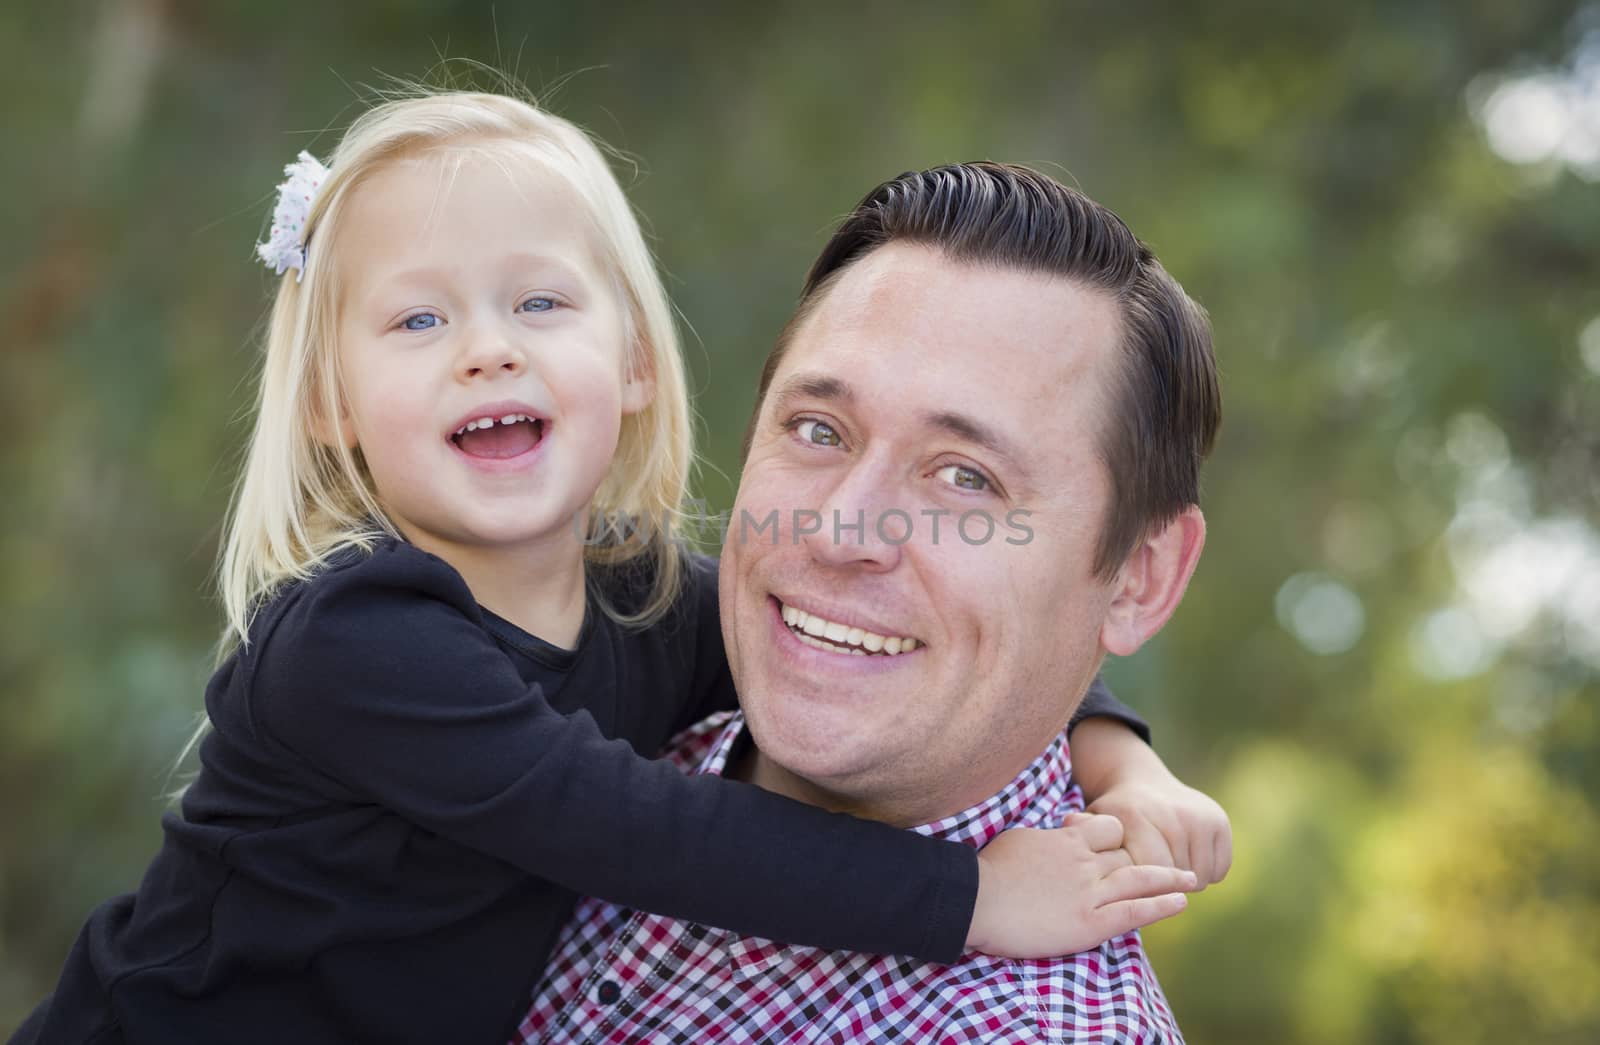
[219,90,692,651]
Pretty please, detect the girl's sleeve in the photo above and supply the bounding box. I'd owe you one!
[1068,674,1152,745]
[250,544,976,963]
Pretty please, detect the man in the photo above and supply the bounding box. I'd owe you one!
[518,163,1223,1043]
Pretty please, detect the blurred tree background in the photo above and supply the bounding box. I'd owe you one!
[3,0,1598,1040]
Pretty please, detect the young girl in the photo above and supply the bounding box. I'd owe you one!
[15,91,1206,1044]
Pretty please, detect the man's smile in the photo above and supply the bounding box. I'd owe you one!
[774,598,923,656]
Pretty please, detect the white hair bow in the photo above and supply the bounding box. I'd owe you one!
[255,151,329,280]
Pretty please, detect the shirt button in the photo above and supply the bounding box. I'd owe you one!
[597,980,622,1005]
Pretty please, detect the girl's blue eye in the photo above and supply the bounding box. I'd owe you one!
[519,296,556,313]
[402,312,439,331]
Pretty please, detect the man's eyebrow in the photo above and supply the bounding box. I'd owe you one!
[769,373,855,411]
[923,410,1032,479]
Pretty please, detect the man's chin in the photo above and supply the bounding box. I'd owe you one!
[742,704,885,793]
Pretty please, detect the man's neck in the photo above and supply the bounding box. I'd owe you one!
[733,748,896,824]
[729,737,1053,831]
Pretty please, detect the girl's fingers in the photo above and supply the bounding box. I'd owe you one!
[1090,892,1189,940]
[1097,863,1199,906]
[1065,812,1125,853]
[1121,819,1175,873]
[1168,822,1195,881]
[1212,825,1234,885]
[1095,847,1135,875]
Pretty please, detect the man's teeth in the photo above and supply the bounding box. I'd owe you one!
[780,604,920,656]
[454,413,535,435]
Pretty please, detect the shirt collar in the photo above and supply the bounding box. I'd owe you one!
[692,712,1075,849]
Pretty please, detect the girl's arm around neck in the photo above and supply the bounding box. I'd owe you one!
[247,541,976,962]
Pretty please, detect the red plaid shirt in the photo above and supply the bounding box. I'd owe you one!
[514,712,1183,1044]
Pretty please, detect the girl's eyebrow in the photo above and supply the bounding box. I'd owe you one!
[498,252,588,284]
[382,265,451,288]
[382,253,586,288]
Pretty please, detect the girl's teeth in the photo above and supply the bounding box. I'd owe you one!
[457,413,534,436]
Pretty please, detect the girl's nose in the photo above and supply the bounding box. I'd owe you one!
[457,328,525,381]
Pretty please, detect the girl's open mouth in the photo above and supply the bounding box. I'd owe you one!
[450,414,546,459]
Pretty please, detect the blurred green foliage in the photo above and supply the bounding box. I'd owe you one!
[3,1,1598,1040]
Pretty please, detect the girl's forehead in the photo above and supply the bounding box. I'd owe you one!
[334,149,611,284]
[354,148,583,225]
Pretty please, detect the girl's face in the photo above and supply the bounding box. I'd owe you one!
[328,152,651,564]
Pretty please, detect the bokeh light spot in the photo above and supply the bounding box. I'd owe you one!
[1276,573,1366,656]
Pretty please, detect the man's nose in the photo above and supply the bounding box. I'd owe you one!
[801,454,904,572]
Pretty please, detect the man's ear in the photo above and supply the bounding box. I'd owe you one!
[1100,505,1206,657]
[620,343,657,417]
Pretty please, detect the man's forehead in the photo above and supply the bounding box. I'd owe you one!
[773,244,1119,436]
[803,245,1112,357]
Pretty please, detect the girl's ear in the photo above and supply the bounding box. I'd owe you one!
[308,392,358,449]
[619,342,657,417]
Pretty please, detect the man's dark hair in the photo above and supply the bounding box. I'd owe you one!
[746,162,1221,580]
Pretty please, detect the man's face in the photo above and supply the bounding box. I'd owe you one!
[721,243,1128,824]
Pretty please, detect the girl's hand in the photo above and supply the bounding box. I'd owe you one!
[1087,772,1232,888]
[1070,716,1233,887]
[966,814,1198,958]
